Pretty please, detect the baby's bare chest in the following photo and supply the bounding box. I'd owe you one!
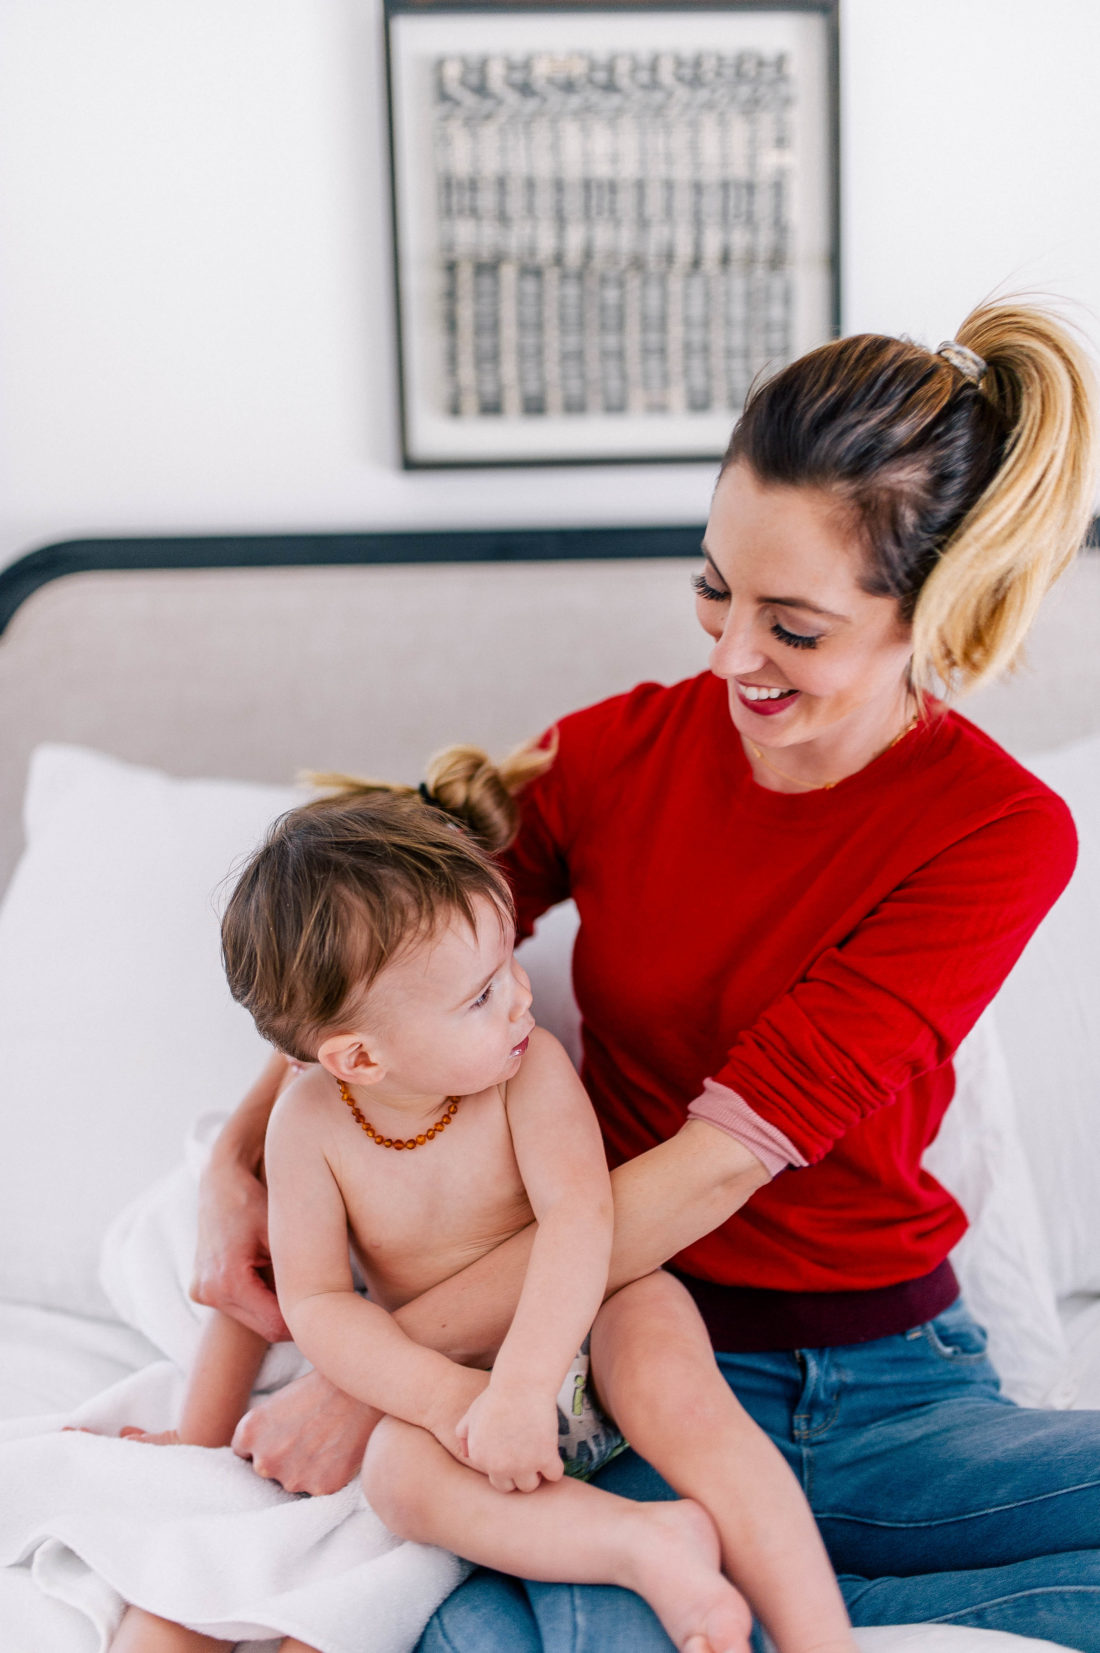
[334,1094,533,1308]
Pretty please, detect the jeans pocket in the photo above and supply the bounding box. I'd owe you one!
[916,1298,991,1363]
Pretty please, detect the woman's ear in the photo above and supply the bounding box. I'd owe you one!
[316,1032,386,1088]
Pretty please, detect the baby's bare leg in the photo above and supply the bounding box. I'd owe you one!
[109,1610,233,1653]
[111,1607,320,1653]
[179,1310,270,1447]
[590,1273,856,1653]
[115,1311,269,1451]
[364,1414,752,1653]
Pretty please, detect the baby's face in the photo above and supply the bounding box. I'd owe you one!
[359,894,535,1101]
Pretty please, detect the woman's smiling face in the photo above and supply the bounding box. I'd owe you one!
[697,462,915,785]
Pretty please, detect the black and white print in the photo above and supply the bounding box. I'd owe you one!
[387,5,836,465]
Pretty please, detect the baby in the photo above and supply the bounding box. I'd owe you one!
[113,744,855,1653]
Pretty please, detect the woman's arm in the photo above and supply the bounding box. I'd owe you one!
[191,1049,292,1341]
[396,1118,767,1365]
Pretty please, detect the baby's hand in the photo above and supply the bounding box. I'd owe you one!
[423,1364,492,1467]
[455,1382,563,1493]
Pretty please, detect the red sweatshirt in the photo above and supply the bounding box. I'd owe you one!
[502,672,1075,1345]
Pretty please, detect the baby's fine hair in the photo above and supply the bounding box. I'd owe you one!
[221,740,553,1063]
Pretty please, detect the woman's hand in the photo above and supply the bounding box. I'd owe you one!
[231,1370,383,1495]
[191,1148,289,1342]
[455,1382,563,1493]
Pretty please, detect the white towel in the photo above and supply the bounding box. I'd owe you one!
[0,1116,467,1652]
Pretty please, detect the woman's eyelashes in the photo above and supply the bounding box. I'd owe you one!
[694,572,823,651]
[771,620,820,650]
[691,571,727,603]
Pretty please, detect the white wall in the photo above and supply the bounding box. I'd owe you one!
[0,0,1097,573]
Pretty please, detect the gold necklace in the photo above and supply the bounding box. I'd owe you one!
[747,713,919,794]
[338,1079,460,1150]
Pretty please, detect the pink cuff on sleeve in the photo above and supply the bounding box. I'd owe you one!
[686,1079,809,1179]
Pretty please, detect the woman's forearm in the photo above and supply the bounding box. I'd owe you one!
[605,1121,770,1287]
[395,1121,768,1365]
[192,1050,295,1339]
[209,1049,289,1173]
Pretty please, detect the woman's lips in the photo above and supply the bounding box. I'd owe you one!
[735,685,801,718]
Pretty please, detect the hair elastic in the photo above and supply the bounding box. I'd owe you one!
[936,341,986,385]
[417,781,448,813]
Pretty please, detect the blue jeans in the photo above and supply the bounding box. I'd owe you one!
[417,1300,1100,1652]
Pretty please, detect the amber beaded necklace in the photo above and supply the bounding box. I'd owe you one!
[338,1078,460,1150]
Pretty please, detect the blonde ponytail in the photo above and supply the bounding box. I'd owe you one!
[911,303,1098,693]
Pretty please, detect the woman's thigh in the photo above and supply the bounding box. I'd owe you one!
[755,1303,1100,1577]
[839,1550,1100,1651]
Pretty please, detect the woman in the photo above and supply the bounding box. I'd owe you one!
[196,302,1100,1651]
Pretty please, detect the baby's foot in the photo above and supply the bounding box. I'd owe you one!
[626,1499,753,1653]
[61,1425,180,1446]
[119,1426,182,1446]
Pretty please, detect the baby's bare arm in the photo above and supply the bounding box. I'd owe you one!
[491,1031,613,1392]
[455,1030,613,1491]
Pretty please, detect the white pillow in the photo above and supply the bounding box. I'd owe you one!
[925,1011,1071,1407]
[993,730,1100,1298]
[0,746,300,1316]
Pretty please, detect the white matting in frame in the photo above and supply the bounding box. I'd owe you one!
[386,3,836,468]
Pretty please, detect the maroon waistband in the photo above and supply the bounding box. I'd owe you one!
[668,1259,960,1352]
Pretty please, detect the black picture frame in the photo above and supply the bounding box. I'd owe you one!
[384,0,840,469]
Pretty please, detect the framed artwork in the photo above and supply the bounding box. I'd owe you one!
[384,0,839,468]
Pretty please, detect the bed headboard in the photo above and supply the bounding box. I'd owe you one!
[1,532,1097,896]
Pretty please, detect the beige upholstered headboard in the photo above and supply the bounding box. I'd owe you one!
[1,543,1097,897]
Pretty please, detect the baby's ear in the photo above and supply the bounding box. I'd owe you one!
[316,1033,385,1088]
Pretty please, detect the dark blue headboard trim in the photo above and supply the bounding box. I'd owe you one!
[0,524,705,638]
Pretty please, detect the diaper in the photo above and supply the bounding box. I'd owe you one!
[555,1337,627,1480]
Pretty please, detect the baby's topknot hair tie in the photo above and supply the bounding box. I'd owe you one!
[417,781,448,813]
